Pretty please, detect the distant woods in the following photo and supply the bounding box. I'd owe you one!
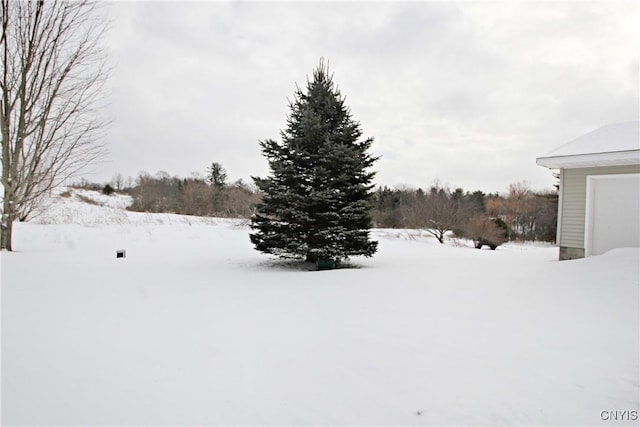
[75,171,557,243]
[371,181,557,243]
[76,166,261,218]
[127,171,260,218]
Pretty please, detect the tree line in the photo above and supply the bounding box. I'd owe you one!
[76,168,557,247]
[74,163,261,219]
[371,181,557,244]
[127,169,260,218]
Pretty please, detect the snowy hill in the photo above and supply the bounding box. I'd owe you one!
[30,187,241,227]
[2,187,638,426]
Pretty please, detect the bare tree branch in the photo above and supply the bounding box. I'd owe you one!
[1,0,110,250]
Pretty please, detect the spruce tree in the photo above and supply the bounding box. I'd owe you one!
[250,60,378,266]
[206,162,227,188]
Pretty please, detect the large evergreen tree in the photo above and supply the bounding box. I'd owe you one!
[250,60,378,266]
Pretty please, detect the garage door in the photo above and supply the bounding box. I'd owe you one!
[585,173,640,256]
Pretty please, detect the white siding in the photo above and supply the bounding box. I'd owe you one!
[559,165,640,249]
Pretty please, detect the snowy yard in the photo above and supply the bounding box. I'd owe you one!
[1,190,638,426]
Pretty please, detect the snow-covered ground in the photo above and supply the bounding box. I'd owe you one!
[1,189,638,426]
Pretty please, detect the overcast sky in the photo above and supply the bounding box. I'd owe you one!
[89,1,639,194]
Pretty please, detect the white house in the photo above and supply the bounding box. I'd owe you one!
[536,121,640,260]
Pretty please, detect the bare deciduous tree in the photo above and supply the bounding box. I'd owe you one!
[503,181,535,238]
[401,184,468,244]
[1,0,109,250]
[423,187,468,244]
[112,172,124,192]
[485,181,558,241]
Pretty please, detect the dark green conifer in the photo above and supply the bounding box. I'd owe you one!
[250,60,378,266]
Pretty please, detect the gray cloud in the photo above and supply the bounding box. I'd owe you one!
[89,1,639,194]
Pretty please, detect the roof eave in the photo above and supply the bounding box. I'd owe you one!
[536,150,640,169]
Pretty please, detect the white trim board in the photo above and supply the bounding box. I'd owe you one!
[537,150,640,169]
[556,169,564,246]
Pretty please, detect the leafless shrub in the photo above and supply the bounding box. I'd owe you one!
[76,194,101,206]
[458,215,508,250]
